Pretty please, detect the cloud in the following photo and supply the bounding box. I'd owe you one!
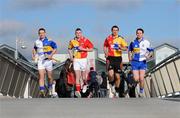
[0,20,26,37]
[8,0,59,10]
[0,20,32,59]
[176,0,180,7]
[176,0,180,3]
[92,0,144,11]
[7,0,144,11]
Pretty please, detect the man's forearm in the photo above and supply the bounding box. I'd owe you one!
[85,48,93,52]
[149,52,153,57]
[50,49,57,57]
[147,52,153,58]
[121,47,128,51]
[32,49,36,57]
[128,51,132,61]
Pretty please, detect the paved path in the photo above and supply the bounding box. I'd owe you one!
[0,98,180,118]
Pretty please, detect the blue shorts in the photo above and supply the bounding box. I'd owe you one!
[131,60,147,70]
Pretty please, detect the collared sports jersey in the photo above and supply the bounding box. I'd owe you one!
[34,37,57,60]
[68,37,94,59]
[128,38,153,61]
[104,35,128,57]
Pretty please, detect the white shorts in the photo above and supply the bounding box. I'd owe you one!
[38,60,53,71]
[73,58,87,71]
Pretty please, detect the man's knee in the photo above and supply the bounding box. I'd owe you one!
[48,76,53,81]
[139,75,145,82]
[139,78,144,83]
[75,70,80,78]
[39,77,44,80]
[82,71,86,79]
[133,74,139,81]
[108,70,114,78]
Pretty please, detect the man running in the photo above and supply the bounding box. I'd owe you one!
[68,28,94,98]
[128,28,153,97]
[32,28,57,98]
[103,25,128,98]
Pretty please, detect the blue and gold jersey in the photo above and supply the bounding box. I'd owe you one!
[128,38,153,61]
[34,37,57,57]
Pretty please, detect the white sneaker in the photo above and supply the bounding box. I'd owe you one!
[125,93,130,98]
[109,84,116,94]
[75,91,81,98]
[52,83,57,95]
[52,92,58,98]
[82,85,88,93]
[114,92,119,98]
[109,89,114,98]
[109,84,116,98]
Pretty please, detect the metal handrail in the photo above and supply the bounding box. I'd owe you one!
[18,59,38,71]
[0,50,37,78]
[53,62,65,70]
[144,51,180,98]
[0,50,43,98]
[97,57,106,64]
[146,51,180,74]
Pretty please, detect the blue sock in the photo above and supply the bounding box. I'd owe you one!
[140,88,144,93]
[48,83,53,89]
[39,86,45,91]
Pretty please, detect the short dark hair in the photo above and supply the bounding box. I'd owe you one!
[111,25,119,31]
[75,28,82,32]
[136,28,144,34]
[38,28,46,33]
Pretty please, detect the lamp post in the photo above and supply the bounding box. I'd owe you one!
[15,37,27,60]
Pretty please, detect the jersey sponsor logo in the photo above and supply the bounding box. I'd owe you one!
[134,45,138,48]
[133,48,140,53]
[43,46,53,52]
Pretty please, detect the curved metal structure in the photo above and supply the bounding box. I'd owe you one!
[144,51,180,98]
[0,50,47,98]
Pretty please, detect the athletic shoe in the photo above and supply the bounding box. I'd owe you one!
[75,91,81,98]
[114,92,119,98]
[109,84,116,94]
[39,91,45,98]
[109,90,114,98]
[52,95,58,98]
[82,85,88,93]
[51,92,58,98]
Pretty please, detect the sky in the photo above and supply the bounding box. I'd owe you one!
[0,0,180,59]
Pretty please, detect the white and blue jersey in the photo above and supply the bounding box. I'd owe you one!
[34,37,57,71]
[128,38,153,61]
[128,38,153,70]
[34,37,57,61]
